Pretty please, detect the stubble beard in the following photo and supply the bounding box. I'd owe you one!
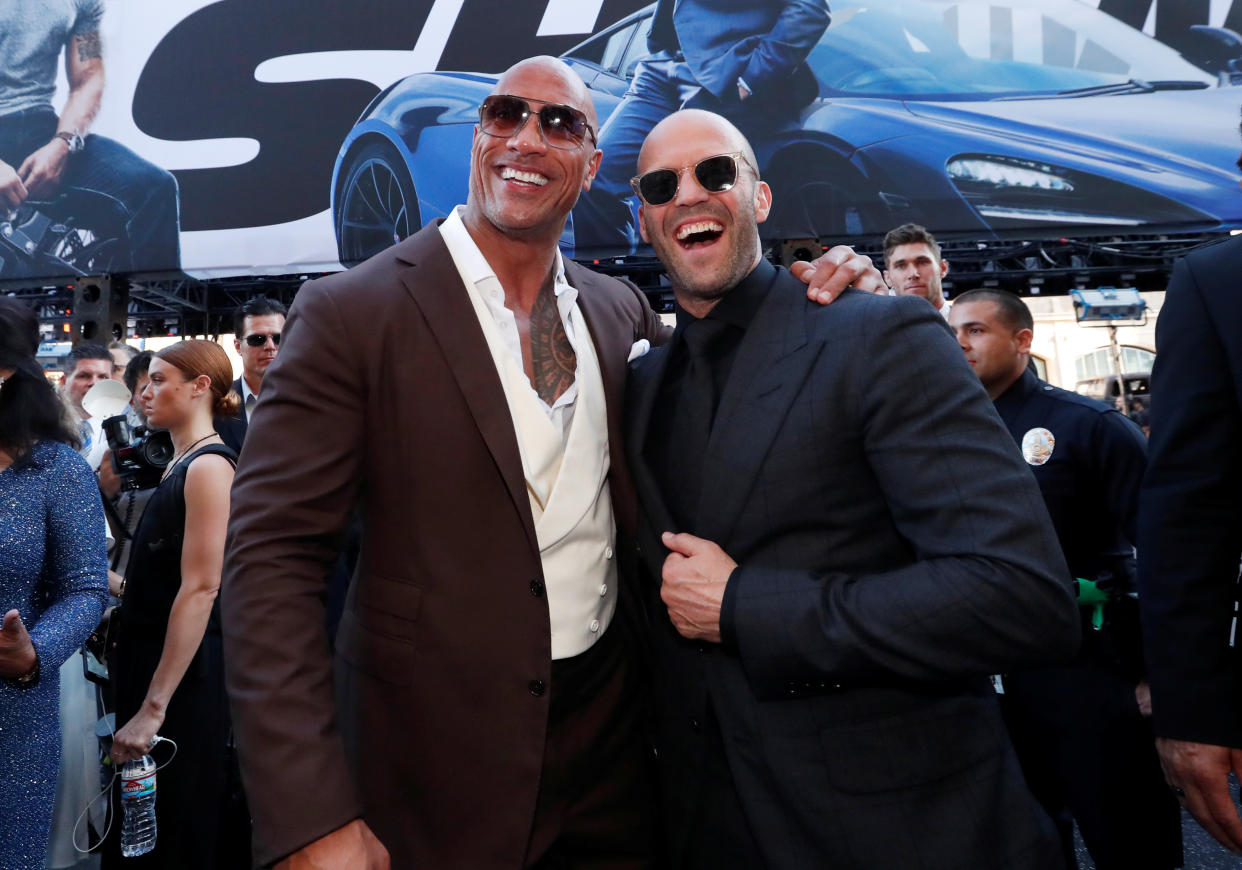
[651,206,762,312]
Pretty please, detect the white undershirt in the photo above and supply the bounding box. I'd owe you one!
[240,377,259,422]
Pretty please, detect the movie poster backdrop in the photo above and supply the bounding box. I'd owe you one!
[2,0,1240,284]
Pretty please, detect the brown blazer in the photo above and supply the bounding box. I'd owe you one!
[221,222,666,868]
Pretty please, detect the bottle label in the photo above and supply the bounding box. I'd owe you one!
[122,773,156,799]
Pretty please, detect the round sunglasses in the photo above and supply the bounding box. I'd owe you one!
[630,152,754,206]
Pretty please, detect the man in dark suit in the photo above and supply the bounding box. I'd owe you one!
[222,58,887,870]
[1139,233,1242,853]
[625,108,1080,868]
[214,295,285,453]
[574,0,830,253]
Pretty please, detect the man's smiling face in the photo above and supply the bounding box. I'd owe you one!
[465,58,600,244]
[636,111,771,314]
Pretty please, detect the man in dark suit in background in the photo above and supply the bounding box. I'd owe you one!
[573,0,830,253]
[214,295,285,453]
[625,108,1079,868]
[1139,232,1242,854]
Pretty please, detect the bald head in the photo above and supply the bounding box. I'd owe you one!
[464,55,603,250]
[637,110,758,178]
[635,109,771,317]
[493,56,598,130]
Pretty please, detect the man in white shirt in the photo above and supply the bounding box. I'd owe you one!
[61,342,112,468]
[883,222,952,318]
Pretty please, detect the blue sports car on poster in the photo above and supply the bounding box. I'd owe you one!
[331,0,1242,264]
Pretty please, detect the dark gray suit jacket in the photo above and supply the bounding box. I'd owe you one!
[626,271,1079,869]
[1140,234,1242,748]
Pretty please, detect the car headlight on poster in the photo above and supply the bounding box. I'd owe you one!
[947,157,1075,193]
[945,153,1209,228]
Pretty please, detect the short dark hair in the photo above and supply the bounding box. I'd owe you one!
[883,223,941,263]
[123,350,154,395]
[64,342,112,374]
[952,289,1034,333]
[234,296,287,337]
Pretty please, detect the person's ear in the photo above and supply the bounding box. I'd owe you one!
[753,180,772,224]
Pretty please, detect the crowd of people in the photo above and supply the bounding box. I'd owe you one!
[2,51,1241,870]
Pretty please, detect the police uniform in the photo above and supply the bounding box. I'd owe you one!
[993,368,1182,870]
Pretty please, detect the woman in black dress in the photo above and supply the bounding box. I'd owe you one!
[108,340,244,868]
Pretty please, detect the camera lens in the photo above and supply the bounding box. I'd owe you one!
[143,432,175,467]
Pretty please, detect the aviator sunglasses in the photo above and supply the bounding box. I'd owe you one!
[243,332,280,347]
[477,94,597,150]
[630,152,753,206]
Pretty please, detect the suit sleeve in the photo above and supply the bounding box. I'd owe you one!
[1139,253,1242,747]
[728,299,1079,694]
[222,278,368,865]
[737,0,830,95]
[620,274,673,346]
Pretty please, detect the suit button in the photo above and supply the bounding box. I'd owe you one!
[604,546,614,559]
[528,679,546,697]
[530,579,545,598]
[589,619,600,632]
[690,717,701,733]
[599,584,608,597]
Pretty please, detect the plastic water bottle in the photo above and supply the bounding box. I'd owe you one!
[120,755,158,856]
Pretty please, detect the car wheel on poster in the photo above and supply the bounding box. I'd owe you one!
[335,139,421,266]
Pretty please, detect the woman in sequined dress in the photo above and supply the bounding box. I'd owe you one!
[0,297,109,870]
[106,340,244,869]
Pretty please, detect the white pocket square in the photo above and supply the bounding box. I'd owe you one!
[628,339,651,362]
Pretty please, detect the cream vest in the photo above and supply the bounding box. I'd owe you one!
[446,231,617,659]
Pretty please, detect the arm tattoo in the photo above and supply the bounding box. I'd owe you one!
[529,284,576,406]
[75,31,102,62]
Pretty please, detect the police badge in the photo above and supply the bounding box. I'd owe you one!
[1021,427,1055,466]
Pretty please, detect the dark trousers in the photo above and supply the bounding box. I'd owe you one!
[677,703,765,870]
[525,623,663,869]
[1001,655,1183,870]
[0,106,181,277]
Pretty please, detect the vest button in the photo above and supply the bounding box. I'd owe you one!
[530,579,545,598]
[589,619,600,632]
[528,679,546,697]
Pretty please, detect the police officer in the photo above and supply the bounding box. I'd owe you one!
[948,289,1181,870]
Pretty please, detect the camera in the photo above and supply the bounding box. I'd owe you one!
[102,414,174,490]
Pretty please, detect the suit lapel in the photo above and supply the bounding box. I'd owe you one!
[233,378,248,435]
[393,224,538,557]
[697,271,821,547]
[625,332,680,547]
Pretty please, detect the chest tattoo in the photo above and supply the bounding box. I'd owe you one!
[529,285,577,406]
